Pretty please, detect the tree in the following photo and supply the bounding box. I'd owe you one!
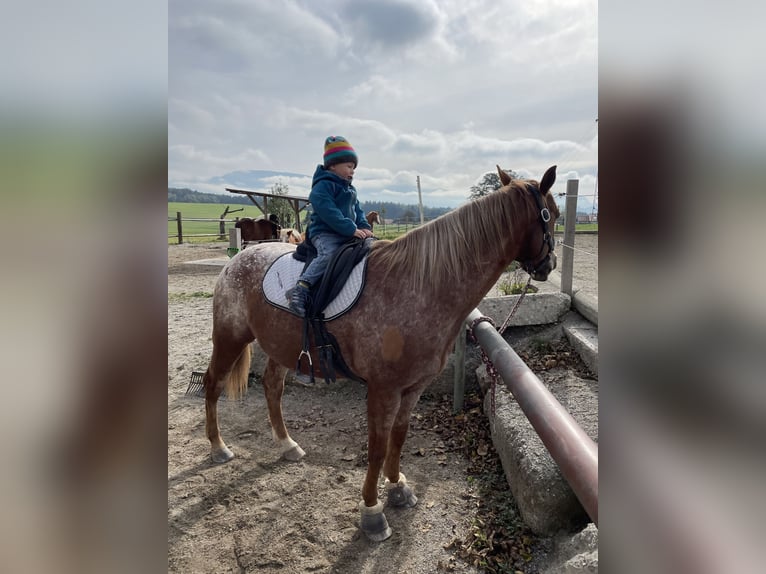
[268,182,294,227]
[468,169,519,200]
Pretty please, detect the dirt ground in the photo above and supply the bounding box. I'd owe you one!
[167,236,598,573]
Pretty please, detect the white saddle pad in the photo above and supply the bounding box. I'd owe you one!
[262,252,368,320]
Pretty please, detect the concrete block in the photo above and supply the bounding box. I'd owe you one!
[480,292,571,328]
[475,366,598,535]
[562,313,598,376]
[572,291,598,326]
[543,270,598,326]
[175,258,228,274]
[542,524,598,573]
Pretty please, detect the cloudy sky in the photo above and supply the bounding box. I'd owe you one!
[169,0,597,208]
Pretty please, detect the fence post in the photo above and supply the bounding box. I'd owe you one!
[229,227,241,250]
[176,211,183,245]
[560,180,578,296]
[453,327,466,413]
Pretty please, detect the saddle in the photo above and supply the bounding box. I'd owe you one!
[292,236,374,385]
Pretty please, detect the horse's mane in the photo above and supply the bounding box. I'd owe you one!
[369,179,538,292]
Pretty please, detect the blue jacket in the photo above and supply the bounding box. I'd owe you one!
[307,165,371,238]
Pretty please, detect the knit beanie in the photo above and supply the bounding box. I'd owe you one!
[323,136,358,168]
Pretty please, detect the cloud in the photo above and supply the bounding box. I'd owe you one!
[343,0,444,49]
[169,144,271,178]
[344,75,407,106]
[169,0,598,208]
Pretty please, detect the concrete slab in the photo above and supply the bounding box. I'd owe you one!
[471,319,598,536]
[480,292,571,328]
[542,270,598,325]
[562,312,598,376]
[174,257,228,274]
[541,524,599,573]
[477,366,596,535]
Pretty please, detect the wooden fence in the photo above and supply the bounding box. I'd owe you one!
[168,212,242,244]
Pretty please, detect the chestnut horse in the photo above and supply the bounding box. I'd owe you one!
[202,166,559,541]
[235,216,280,243]
[279,228,303,244]
[366,210,382,231]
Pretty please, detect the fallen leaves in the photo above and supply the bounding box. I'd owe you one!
[414,389,547,573]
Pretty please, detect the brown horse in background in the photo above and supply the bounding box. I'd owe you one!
[366,210,382,232]
[201,166,559,541]
[235,216,280,243]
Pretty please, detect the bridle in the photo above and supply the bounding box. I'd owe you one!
[519,183,555,277]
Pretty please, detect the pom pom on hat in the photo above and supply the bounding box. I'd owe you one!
[323,136,358,168]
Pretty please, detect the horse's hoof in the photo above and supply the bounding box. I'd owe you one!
[211,446,234,464]
[359,501,392,542]
[385,472,418,507]
[387,483,418,508]
[282,445,306,461]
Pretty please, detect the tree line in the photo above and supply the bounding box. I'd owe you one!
[357,201,451,222]
[168,188,253,205]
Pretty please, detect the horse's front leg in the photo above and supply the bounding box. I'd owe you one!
[358,388,400,541]
[262,357,305,461]
[382,386,422,508]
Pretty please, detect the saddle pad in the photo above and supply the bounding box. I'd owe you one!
[262,252,367,320]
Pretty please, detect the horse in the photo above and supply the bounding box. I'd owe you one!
[366,210,382,231]
[234,216,280,243]
[279,228,303,244]
[201,165,559,541]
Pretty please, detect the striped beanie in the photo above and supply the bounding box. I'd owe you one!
[323,135,358,168]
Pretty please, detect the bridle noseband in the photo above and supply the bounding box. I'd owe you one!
[520,183,555,277]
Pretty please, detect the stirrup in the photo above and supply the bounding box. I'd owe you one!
[295,319,316,385]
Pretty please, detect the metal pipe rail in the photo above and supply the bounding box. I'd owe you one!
[465,308,598,526]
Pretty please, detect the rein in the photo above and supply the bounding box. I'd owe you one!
[467,274,533,418]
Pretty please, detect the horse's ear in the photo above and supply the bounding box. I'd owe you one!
[497,165,512,186]
[539,165,557,195]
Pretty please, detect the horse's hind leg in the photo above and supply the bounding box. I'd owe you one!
[262,357,305,461]
[204,341,251,464]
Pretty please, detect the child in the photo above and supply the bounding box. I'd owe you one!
[289,136,373,317]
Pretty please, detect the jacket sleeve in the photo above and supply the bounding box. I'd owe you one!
[309,181,357,236]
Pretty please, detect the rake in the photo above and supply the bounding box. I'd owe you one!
[185,370,258,398]
[184,371,227,398]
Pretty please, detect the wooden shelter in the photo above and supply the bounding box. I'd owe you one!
[226,187,311,232]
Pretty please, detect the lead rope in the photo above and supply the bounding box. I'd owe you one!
[467,275,533,419]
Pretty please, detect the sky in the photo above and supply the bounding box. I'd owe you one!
[169,0,598,208]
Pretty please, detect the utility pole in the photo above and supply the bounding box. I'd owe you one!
[416,176,425,224]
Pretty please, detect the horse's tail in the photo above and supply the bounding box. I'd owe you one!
[224,344,251,400]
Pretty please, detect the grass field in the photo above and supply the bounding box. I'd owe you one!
[168,202,264,243]
[554,222,598,233]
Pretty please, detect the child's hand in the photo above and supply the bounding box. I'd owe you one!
[353,229,367,239]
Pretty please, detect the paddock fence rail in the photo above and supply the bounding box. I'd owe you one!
[169,212,246,244]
